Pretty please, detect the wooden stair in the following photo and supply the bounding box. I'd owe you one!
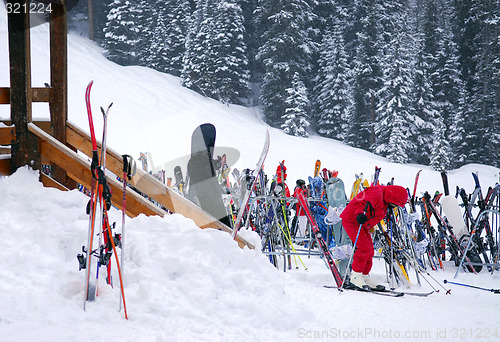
[2,121,253,249]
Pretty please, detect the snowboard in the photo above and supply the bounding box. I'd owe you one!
[187,123,231,227]
[325,177,352,277]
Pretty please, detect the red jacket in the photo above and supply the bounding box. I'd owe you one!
[340,185,408,230]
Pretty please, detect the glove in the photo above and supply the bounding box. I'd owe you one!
[356,213,368,225]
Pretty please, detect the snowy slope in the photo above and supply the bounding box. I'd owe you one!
[1,7,500,342]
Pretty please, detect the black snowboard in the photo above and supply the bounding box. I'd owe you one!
[187,123,231,227]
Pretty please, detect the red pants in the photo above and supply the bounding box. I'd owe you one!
[343,221,374,274]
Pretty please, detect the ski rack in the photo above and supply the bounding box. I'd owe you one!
[26,121,254,250]
[454,209,500,278]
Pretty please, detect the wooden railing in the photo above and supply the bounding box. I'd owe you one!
[19,121,253,249]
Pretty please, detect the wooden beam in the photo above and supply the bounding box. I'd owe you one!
[29,123,166,218]
[0,125,16,145]
[40,172,69,191]
[0,88,9,104]
[2,119,51,133]
[49,2,70,187]
[0,156,11,176]
[0,88,51,104]
[32,87,51,102]
[7,0,40,172]
[65,122,254,249]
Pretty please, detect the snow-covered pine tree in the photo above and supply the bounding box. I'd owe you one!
[344,0,383,149]
[410,33,434,164]
[452,0,480,95]
[182,0,250,105]
[375,25,415,164]
[146,0,190,76]
[430,1,465,168]
[211,0,252,104]
[182,0,214,95]
[408,0,443,165]
[472,0,500,167]
[282,72,310,137]
[436,36,466,168]
[144,1,167,71]
[430,114,451,171]
[103,0,146,66]
[314,25,352,140]
[239,0,260,85]
[449,88,468,168]
[166,0,191,76]
[256,0,316,128]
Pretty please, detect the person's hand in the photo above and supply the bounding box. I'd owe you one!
[356,213,368,225]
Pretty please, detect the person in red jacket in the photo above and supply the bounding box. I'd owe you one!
[293,179,308,238]
[340,185,408,289]
[271,161,290,198]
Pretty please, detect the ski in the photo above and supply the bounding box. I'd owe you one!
[371,166,381,186]
[232,130,270,239]
[314,159,321,177]
[174,165,185,195]
[323,285,404,297]
[383,289,434,297]
[119,154,135,313]
[325,284,433,297]
[82,80,99,308]
[98,103,113,289]
[296,189,343,287]
[79,81,128,319]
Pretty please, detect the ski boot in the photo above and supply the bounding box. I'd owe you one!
[363,274,386,291]
[348,271,370,290]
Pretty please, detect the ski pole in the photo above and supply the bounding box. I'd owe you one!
[444,280,500,294]
[340,201,372,291]
[340,222,363,291]
[119,154,135,312]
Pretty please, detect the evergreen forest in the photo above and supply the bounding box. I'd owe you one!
[70,0,500,169]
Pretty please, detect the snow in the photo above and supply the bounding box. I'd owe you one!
[1,7,500,342]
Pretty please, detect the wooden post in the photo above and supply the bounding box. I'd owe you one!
[88,0,94,41]
[7,0,40,172]
[49,2,75,188]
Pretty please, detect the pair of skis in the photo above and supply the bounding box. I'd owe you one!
[81,81,128,319]
[295,188,344,287]
[231,130,270,240]
[323,285,434,297]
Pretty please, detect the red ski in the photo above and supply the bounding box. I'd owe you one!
[295,188,343,287]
